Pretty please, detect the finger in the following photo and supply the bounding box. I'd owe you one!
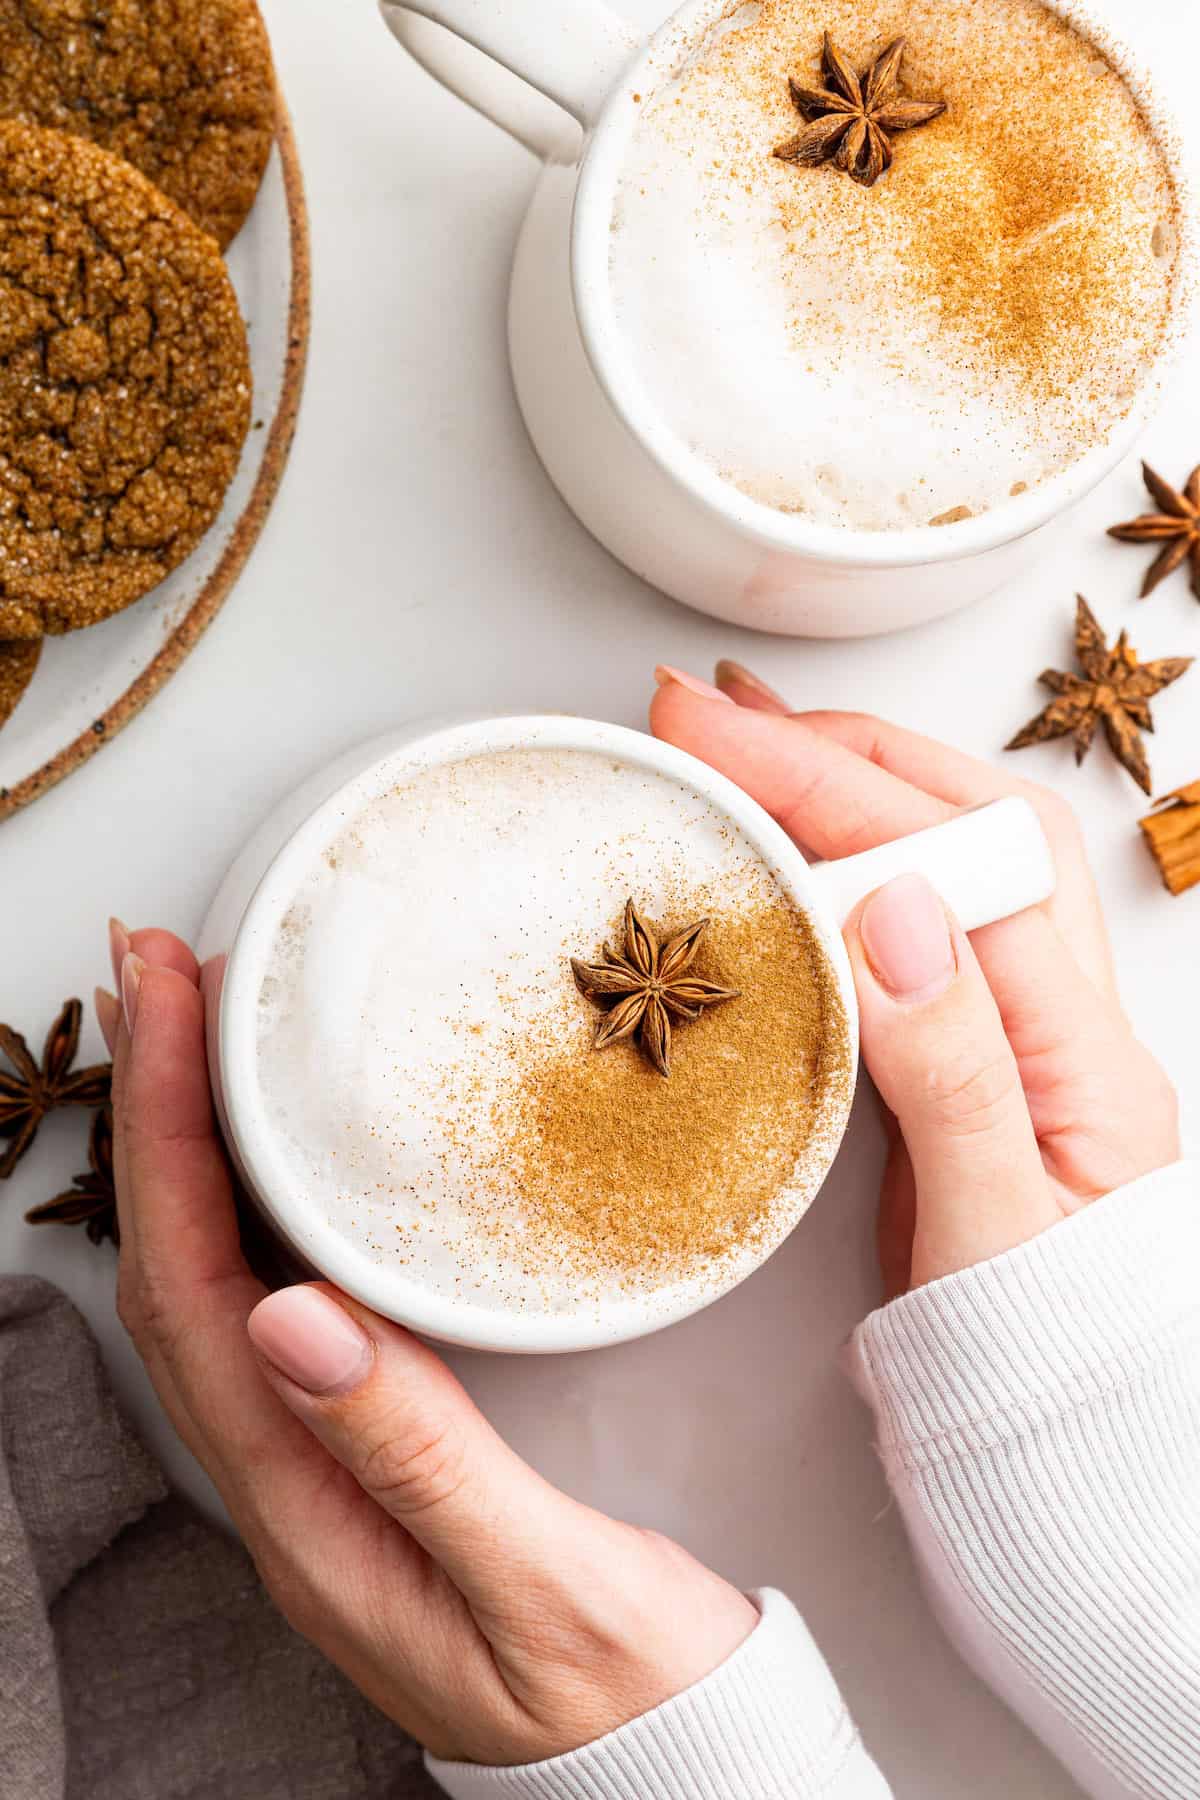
[847,875,1057,1287]
[970,907,1180,1195]
[95,986,120,1057]
[787,711,1116,998]
[112,952,366,1517]
[713,658,790,713]
[117,956,245,1292]
[651,676,951,859]
[107,964,139,1258]
[110,917,200,990]
[876,1119,916,1303]
[111,950,249,1439]
[107,916,210,1245]
[106,927,206,1255]
[113,956,262,1429]
[969,905,1119,1093]
[793,711,1035,809]
[652,681,1117,1013]
[248,1284,617,1611]
[105,953,193,1450]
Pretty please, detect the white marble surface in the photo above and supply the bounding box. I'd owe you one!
[3,1,1199,1794]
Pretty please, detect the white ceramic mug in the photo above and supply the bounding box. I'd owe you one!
[378,0,1192,639]
[196,714,1056,1353]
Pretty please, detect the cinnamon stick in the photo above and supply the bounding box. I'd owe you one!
[1140,781,1200,896]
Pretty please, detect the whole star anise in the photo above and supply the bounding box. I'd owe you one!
[0,1000,111,1178]
[1006,596,1193,795]
[774,34,947,188]
[570,898,739,1078]
[26,1104,119,1247]
[1108,462,1200,600]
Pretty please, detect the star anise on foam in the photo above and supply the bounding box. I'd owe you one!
[570,898,739,1079]
[26,1104,118,1247]
[0,999,111,1178]
[1006,596,1193,796]
[774,34,947,189]
[1108,462,1200,601]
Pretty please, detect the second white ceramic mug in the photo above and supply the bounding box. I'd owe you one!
[379,0,1192,638]
[196,714,1056,1353]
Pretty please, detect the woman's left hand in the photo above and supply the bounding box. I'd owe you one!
[100,927,756,1768]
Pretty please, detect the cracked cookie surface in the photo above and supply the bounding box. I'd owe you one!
[0,0,275,249]
[0,638,39,726]
[0,122,251,640]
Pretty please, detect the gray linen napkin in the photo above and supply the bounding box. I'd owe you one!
[0,1275,438,1800]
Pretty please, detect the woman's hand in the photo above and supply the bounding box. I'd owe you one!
[651,665,1181,1299]
[99,925,756,1767]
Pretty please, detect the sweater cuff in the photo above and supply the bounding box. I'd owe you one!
[849,1159,1200,1470]
[426,1589,886,1800]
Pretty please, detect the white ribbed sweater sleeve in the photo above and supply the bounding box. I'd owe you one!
[427,1587,891,1799]
[848,1158,1200,1800]
[429,1160,1200,1800]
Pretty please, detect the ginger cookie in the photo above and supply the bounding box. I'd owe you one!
[0,639,40,727]
[0,0,275,249]
[0,123,251,641]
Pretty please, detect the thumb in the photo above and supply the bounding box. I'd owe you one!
[247,1282,592,1607]
[846,875,1057,1288]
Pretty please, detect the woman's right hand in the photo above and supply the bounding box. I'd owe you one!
[650,665,1182,1300]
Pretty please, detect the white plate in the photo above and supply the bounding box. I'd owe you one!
[0,104,309,821]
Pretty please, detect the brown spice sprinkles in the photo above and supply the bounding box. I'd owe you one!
[473,896,850,1295]
[751,0,1181,423]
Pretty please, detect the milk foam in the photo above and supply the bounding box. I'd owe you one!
[252,749,830,1317]
[609,0,1179,529]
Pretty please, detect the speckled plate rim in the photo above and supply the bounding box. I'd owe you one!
[0,93,311,825]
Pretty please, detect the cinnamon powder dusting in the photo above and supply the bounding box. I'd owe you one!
[443,891,851,1300]
[741,0,1178,403]
[621,0,1183,522]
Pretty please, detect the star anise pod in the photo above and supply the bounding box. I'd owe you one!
[1108,463,1200,600]
[774,34,946,188]
[570,898,739,1078]
[0,999,112,1179]
[1006,596,1193,796]
[25,1104,118,1247]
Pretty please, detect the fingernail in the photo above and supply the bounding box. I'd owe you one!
[248,1287,373,1396]
[94,986,121,1055]
[120,953,145,1036]
[860,875,957,1004]
[109,917,131,990]
[714,659,785,705]
[653,665,735,704]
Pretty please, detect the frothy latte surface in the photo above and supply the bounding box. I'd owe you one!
[252,748,849,1318]
[609,0,1180,530]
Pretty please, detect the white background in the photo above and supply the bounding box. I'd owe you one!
[3,0,1199,1793]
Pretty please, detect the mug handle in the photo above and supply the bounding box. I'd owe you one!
[379,0,643,158]
[808,796,1057,930]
